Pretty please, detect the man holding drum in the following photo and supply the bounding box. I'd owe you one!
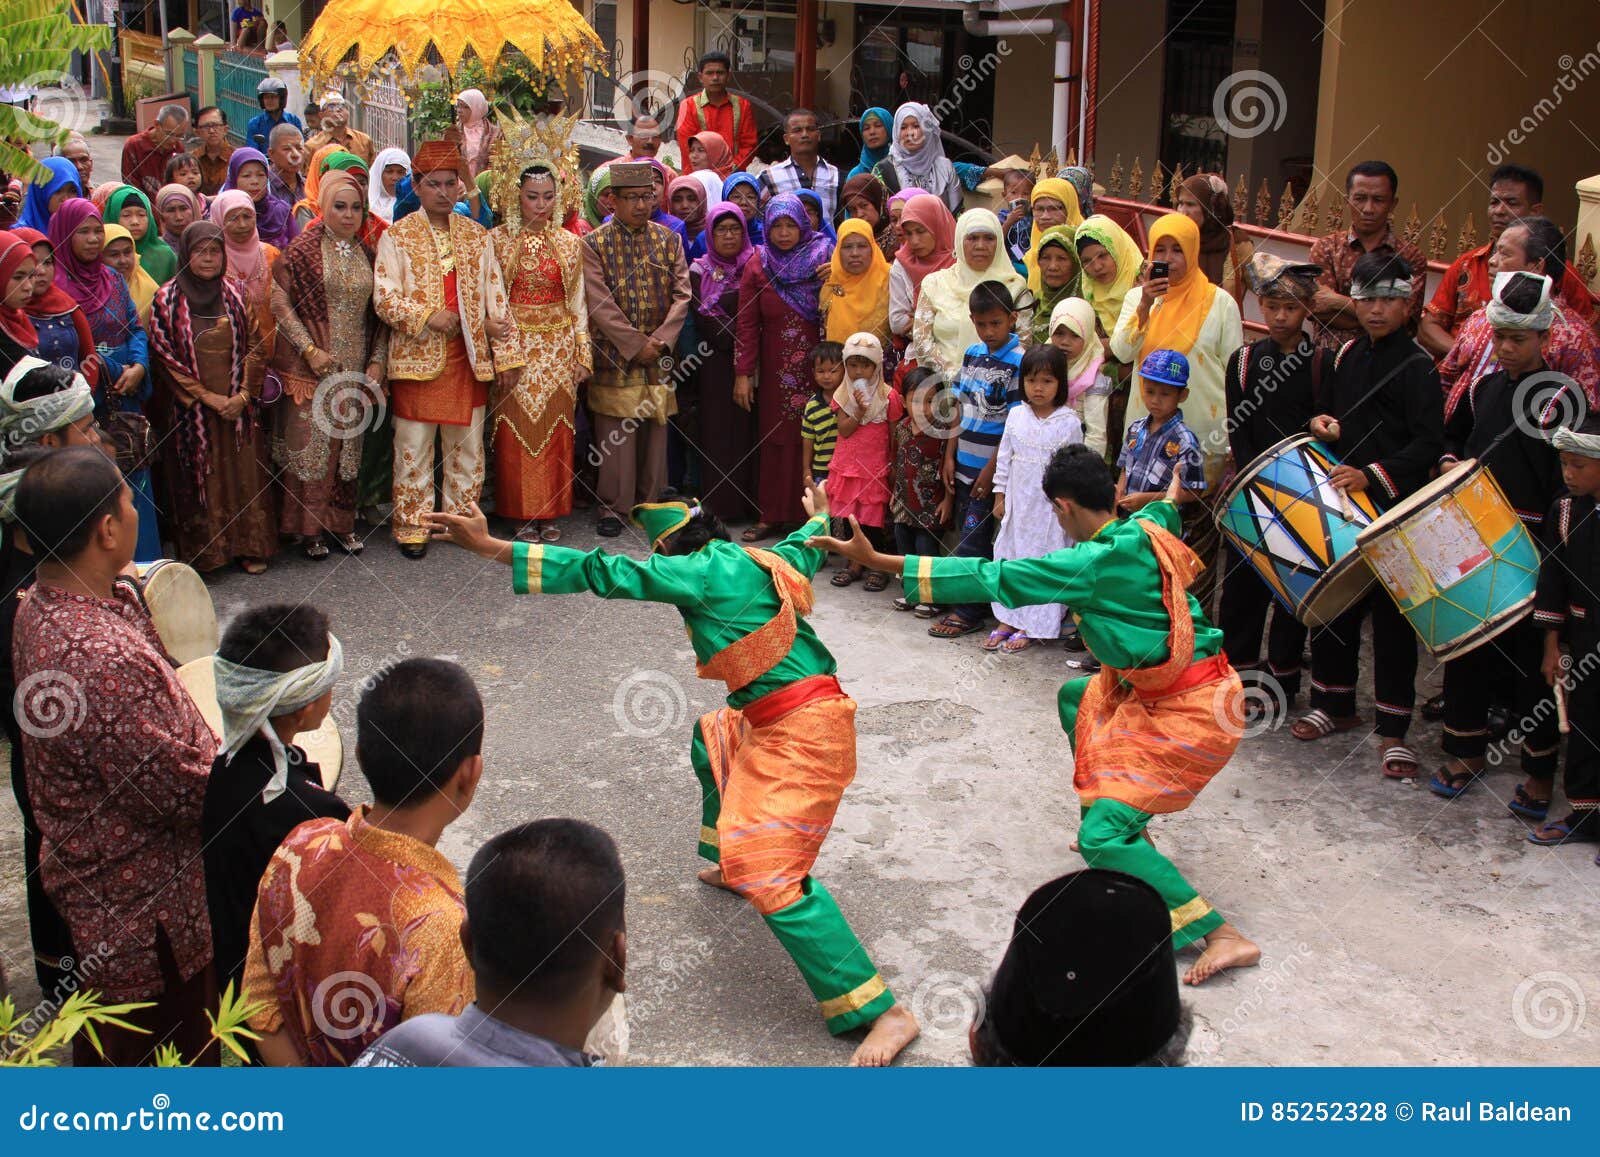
[1292,253,1444,781]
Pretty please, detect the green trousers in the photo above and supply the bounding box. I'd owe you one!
[1078,799,1224,950]
[690,719,896,1035]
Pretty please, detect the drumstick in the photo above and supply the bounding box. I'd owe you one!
[1556,677,1570,735]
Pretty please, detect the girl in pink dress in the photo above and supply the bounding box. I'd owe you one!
[828,331,902,591]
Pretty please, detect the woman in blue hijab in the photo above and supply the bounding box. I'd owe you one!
[720,172,764,245]
[847,107,893,180]
[18,157,82,233]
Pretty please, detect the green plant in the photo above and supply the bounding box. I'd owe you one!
[410,54,489,139]
[0,982,267,1067]
[0,0,112,180]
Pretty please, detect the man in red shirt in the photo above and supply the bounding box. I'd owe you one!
[11,447,219,1066]
[1419,163,1596,357]
[120,104,190,198]
[675,51,758,171]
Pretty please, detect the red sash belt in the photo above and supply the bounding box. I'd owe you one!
[742,674,845,728]
[1129,653,1232,702]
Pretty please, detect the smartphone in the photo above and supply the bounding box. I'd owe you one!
[1149,260,1169,280]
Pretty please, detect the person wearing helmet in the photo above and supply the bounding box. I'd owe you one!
[248,76,303,154]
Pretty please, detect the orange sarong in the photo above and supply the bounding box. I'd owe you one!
[1073,521,1243,815]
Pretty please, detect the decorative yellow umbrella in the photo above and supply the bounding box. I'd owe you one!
[298,0,606,88]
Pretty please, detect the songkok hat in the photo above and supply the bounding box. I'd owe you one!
[1139,347,1190,389]
[1244,252,1322,299]
[411,140,462,176]
[985,869,1181,1066]
[609,161,654,190]
[631,500,700,552]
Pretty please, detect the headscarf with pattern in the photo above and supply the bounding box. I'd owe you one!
[760,193,832,323]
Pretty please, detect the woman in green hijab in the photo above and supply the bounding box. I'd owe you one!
[104,185,177,284]
[1027,225,1082,346]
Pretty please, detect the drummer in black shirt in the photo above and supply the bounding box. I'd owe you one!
[201,604,349,995]
[1433,271,1578,811]
[1291,253,1444,780]
[1219,255,1333,712]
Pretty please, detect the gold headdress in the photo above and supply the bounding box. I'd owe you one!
[488,109,582,227]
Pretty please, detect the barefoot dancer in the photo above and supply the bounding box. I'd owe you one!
[428,484,920,1064]
[814,445,1261,985]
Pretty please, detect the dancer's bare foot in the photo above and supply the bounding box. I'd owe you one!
[849,1005,919,1066]
[697,866,738,893]
[1183,923,1261,985]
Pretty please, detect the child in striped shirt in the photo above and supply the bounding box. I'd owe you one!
[802,341,843,487]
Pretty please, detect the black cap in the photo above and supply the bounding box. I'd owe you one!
[986,869,1180,1065]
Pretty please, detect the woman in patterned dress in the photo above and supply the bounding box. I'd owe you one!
[269,171,388,558]
[486,164,590,543]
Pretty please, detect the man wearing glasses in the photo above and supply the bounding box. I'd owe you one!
[190,106,236,196]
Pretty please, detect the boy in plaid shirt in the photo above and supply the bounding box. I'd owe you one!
[1115,348,1206,516]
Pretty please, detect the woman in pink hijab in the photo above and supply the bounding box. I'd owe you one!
[445,88,502,179]
[209,188,278,346]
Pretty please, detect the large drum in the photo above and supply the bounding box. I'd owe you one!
[1355,458,1539,662]
[1216,434,1382,627]
[176,656,344,793]
[135,560,217,665]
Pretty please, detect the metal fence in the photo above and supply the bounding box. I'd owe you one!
[354,64,410,153]
[183,47,199,103]
[216,50,269,145]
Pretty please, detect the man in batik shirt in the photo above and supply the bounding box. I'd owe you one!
[374,140,520,558]
[579,162,691,537]
[11,448,219,1065]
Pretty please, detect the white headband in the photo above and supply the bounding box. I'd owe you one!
[1485,270,1554,331]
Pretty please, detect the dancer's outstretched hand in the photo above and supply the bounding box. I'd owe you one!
[426,502,513,563]
[802,478,829,519]
[808,515,872,566]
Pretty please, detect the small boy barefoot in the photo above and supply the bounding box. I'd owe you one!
[1183,923,1261,985]
[850,1005,920,1066]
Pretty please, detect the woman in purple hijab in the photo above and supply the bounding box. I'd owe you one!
[733,193,834,535]
[690,200,758,522]
[220,147,298,249]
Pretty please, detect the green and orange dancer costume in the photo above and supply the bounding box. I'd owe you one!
[509,502,897,1035]
[904,499,1244,949]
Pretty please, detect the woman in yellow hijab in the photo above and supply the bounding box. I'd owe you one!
[1074,214,1145,337]
[101,222,158,325]
[1108,211,1243,602]
[1023,177,1085,292]
[821,217,892,349]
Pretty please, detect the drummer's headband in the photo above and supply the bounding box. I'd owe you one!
[1348,277,1411,301]
[0,356,95,449]
[1552,427,1600,459]
[1485,270,1554,331]
[214,633,345,803]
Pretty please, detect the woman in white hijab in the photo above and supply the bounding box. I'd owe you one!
[873,102,962,213]
[367,147,411,224]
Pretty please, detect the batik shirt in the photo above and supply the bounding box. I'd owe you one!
[1306,226,1428,350]
[243,806,473,1065]
[1117,410,1206,495]
[12,581,217,1001]
[1439,305,1600,417]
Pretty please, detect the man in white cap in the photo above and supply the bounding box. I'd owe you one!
[306,90,375,166]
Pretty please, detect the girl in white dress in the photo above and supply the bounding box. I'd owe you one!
[986,344,1085,651]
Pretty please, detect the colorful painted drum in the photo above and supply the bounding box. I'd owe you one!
[1355,459,1539,662]
[1216,434,1382,627]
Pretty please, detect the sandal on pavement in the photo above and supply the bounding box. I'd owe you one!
[239,557,268,574]
[929,614,984,639]
[1002,631,1033,653]
[1290,708,1361,742]
[1508,784,1552,822]
[541,523,563,543]
[863,571,890,592]
[333,533,363,555]
[1527,813,1600,846]
[303,539,330,561]
[914,603,943,619]
[1381,746,1421,780]
[982,626,1016,651]
[892,596,912,612]
[1426,761,1476,795]
[831,568,860,587]
[741,522,773,542]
